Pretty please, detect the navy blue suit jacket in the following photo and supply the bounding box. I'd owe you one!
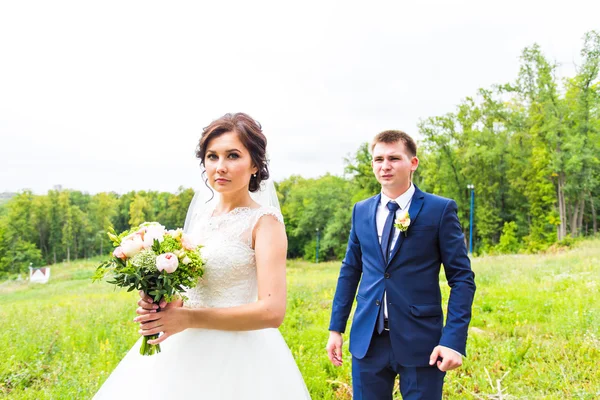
[329,186,476,366]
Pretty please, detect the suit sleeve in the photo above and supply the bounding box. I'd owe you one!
[438,200,476,356]
[328,204,363,333]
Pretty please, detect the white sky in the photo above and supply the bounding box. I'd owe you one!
[1,0,598,194]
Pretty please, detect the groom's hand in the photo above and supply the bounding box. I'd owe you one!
[429,345,463,372]
[326,331,344,366]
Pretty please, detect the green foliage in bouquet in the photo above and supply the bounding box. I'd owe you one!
[93,222,205,355]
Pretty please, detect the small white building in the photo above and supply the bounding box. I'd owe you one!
[29,267,50,284]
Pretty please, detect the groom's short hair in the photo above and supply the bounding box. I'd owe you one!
[371,130,417,157]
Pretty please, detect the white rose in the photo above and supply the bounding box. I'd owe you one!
[156,253,179,273]
[395,211,411,227]
[120,234,145,258]
[168,228,183,240]
[171,249,182,257]
[142,224,166,248]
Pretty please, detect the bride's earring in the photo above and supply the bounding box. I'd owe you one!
[252,174,257,178]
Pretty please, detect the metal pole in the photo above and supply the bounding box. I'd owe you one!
[316,228,320,263]
[468,185,475,254]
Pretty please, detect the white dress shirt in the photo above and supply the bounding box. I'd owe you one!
[376,183,415,319]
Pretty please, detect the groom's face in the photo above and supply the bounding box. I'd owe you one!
[371,140,419,192]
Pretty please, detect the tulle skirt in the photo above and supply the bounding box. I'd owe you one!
[93,328,311,399]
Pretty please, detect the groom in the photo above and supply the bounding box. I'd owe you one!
[326,130,476,399]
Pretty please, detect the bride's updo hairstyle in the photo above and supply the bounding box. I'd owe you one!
[196,112,270,193]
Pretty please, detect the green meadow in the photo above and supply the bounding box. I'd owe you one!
[1,239,599,399]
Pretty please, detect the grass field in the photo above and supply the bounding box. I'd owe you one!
[1,239,599,399]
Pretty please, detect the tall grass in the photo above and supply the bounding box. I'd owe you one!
[1,240,599,399]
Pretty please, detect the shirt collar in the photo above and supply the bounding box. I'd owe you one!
[380,183,415,211]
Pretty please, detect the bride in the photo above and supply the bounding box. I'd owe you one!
[94,113,311,399]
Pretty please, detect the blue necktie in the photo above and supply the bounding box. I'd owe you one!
[377,201,400,334]
[381,201,400,263]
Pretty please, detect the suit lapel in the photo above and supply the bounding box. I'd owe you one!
[368,194,386,269]
[387,186,425,267]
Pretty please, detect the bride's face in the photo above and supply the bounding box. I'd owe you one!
[204,131,258,195]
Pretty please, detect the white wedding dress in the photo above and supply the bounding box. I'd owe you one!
[94,206,311,399]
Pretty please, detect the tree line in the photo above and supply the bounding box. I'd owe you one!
[0,188,195,276]
[417,31,600,252]
[1,31,598,276]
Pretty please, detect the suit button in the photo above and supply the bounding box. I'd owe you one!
[375,300,381,306]
[384,273,390,279]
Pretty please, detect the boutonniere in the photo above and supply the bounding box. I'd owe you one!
[394,210,411,236]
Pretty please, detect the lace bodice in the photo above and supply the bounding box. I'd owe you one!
[184,206,284,309]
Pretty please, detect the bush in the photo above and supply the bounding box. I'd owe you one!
[494,221,522,254]
[0,239,44,276]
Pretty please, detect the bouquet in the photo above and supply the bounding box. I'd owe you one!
[93,222,205,355]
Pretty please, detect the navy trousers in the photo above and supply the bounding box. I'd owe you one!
[352,330,446,400]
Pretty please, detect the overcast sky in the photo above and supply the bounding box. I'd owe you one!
[1,0,598,194]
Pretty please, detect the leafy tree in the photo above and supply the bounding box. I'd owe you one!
[129,193,150,227]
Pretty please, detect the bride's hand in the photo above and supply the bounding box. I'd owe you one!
[134,303,191,344]
[136,290,183,315]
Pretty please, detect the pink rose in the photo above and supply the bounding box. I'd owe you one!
[120,233,145,257]
[156,253,179,273]
[113,246,127,259]
[181,233,201,251]
[396,210,410,224]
